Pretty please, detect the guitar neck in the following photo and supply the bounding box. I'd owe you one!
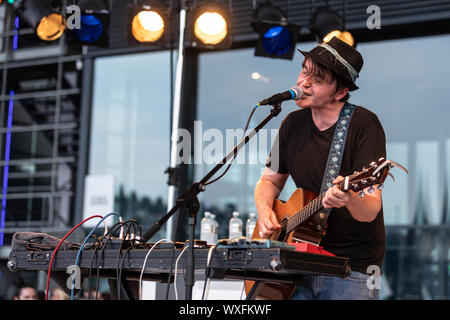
[286,180,346,234]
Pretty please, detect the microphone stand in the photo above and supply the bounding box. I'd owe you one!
[142,102,283,300]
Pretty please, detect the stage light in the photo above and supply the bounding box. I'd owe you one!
[194,11,227,45]
[132,10,164,43]
[127,1,170,46]
[310,7,355,47]
[129,2,168,44]
[251,2,300,60]
[188,3,231,49]
[74,0,110,46]
[15,0,65,41]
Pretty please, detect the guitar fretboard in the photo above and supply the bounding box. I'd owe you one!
[285,180,345,233]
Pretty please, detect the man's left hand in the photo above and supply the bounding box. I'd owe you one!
[322,176,355,209]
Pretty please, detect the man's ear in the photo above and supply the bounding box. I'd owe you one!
[334,86,349,101]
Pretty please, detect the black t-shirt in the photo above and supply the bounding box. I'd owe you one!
[266,105,386,274]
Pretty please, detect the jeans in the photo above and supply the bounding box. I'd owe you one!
[290,271,380,300]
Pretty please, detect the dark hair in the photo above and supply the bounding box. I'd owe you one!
[302,57,350,102]
[13,283,35,298]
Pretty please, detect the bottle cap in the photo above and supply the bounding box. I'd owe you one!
[204,211,211,217]
[232,211,239,217]
[249,212,256,218]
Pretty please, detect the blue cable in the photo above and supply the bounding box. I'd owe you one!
[70,212,121,300]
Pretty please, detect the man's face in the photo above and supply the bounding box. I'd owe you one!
[295,58,340,109]
[15,287,37,300]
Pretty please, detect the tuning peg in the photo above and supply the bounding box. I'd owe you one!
[367,186,375,194]
[377,183,384,191]
[358,190,365,198]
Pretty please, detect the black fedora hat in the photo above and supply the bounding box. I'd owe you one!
[298,37,363,91]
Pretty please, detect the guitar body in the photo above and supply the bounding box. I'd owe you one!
[244,187,319,300]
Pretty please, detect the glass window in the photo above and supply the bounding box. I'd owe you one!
[89,51,172,241]
[350,34,450,226]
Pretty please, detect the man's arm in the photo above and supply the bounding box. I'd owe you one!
[254,167,289,238]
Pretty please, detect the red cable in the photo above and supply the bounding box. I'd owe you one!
[45,215,103,300]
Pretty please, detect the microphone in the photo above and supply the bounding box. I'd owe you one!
[257,86,303,106]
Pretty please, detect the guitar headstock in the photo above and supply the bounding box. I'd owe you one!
[338,158,408,197]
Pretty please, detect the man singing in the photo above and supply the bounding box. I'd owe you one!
[255,37,386,300]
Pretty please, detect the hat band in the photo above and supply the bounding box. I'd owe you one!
[317,43,359,83]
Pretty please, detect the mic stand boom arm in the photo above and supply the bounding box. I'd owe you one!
[142,103,283,300]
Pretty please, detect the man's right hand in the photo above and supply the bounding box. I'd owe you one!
[257,206,281,239]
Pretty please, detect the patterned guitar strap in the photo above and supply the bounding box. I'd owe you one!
[311,101,356,235]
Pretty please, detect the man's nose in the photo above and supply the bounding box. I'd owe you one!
[298,76,311,88]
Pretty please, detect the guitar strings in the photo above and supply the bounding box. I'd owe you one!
[279,194,324,231]
[278,180,346,232]
[294,193,324,228]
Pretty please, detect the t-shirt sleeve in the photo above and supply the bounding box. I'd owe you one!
[351,114,387,173]
[265,116,289,174]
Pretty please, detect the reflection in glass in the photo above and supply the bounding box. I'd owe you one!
[89,51,171,241]
[415,141,440,224]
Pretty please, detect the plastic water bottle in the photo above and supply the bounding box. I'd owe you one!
[229,211,243,239]
[200,211,214,244]
[246,212,257,238]
[210,214,219,244]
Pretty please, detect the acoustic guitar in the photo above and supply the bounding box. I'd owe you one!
[244,158,407,300]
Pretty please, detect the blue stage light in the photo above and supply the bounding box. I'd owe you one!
[68,0,110,47]
[251,2,300,60]
[262,26,293,56]
[75,14,104,42]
